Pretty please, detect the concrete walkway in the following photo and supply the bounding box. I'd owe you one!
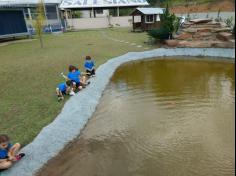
[1,48,235,176]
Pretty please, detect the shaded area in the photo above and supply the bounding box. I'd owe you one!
[38,58,235,176]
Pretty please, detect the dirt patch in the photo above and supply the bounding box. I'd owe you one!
[171,0,235,13]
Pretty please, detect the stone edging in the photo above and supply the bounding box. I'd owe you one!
[2,48,235,176]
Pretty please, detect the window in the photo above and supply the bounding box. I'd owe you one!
[145,15,154,23]
[96,9,103,14]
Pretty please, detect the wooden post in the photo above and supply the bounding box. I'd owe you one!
[28,8,32,20]
[117,6,119,17]
[132,15,134,32]
[65,10,69,29]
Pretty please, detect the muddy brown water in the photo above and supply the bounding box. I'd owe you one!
[38,58,235,176]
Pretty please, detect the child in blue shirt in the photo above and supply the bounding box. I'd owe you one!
[67,65,89,91]
[84,56,95,77]
[56,80,74,101]
[0,134,25,170]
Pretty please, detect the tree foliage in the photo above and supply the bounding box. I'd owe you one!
[34,0,45,48]
[161,3,179,38]
[147,27,170,40]
[147,3,180,40]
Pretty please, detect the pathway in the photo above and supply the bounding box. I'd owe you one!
[100,31,151,50]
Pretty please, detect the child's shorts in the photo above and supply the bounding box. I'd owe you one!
[61,90,66,95]
[72,81,83,88]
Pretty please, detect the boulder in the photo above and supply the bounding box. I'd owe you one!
[182,28,198,33]
[216,32,234,41]
[175,33,192,40]
[198,32,212,37]
[189,19,213,24]
[212,28,232,33]
[164,40,179,47]
[197,28,212,32]
[211,41,235,48]
[192,34,201,39]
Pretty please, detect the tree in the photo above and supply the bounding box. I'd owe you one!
[161,3,179,39]
[147,3,180,41]
[34,0,46,48]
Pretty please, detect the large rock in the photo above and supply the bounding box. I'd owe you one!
[211,41,235,48]
[216,32,234,41]
[175,33,192,40]
[212,28,232,33]
[182,28,198,33]
[190,24,222,28]
[164,40,179,47]
[199,32,212,37]
[197,28,212,32]
[189,19,213,24]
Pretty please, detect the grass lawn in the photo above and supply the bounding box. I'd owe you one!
[0,27,153,145]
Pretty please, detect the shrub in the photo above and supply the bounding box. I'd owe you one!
[224,17,234,28]
[147,27,170,40]
[160,3,180,38]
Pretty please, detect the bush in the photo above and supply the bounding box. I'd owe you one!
[147,27,170,40]
[224,17,233,28]
[160,3,179,37]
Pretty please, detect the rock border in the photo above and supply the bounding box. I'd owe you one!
[2,48,235,176]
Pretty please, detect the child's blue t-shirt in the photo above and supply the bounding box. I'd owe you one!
[0,143,12,159]
[84,60,95,70]
[67,70,81,83]
[58,83,67,92]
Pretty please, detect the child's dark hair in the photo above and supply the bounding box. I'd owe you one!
[85,56,91,60]
[68,65,77,72]
[66,80,72,87]
[0,134,9,143]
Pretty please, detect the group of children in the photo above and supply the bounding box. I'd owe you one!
[0,56,96,171]
[56,56,96,101]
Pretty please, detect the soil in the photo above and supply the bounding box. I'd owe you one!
[170,0,235,13]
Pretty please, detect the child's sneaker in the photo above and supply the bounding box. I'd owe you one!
[16,153,25,161]
[69,91,75,96]
[58,96,64,101]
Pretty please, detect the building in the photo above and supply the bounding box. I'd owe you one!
[60,0,149,18]
[131,7,164,31]
[0,0,62,32]
[0,9,28,39]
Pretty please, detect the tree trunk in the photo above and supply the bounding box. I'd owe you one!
[39,33,43,48]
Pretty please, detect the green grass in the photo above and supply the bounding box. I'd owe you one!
[0,28,153,145]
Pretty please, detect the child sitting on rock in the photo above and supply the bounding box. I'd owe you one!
[67,65,89,91]
[0,134,25,170]
[84,56,95,77]
[56,80,75,101]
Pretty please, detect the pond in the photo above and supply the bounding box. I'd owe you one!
[38,57,235,176]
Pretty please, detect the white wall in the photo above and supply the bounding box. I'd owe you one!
[67,16,141,30]
[80,10,109,18]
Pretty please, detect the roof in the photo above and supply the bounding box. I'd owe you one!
[0,0,61,7]
[60,0,149,9]
[132,7,164,15]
